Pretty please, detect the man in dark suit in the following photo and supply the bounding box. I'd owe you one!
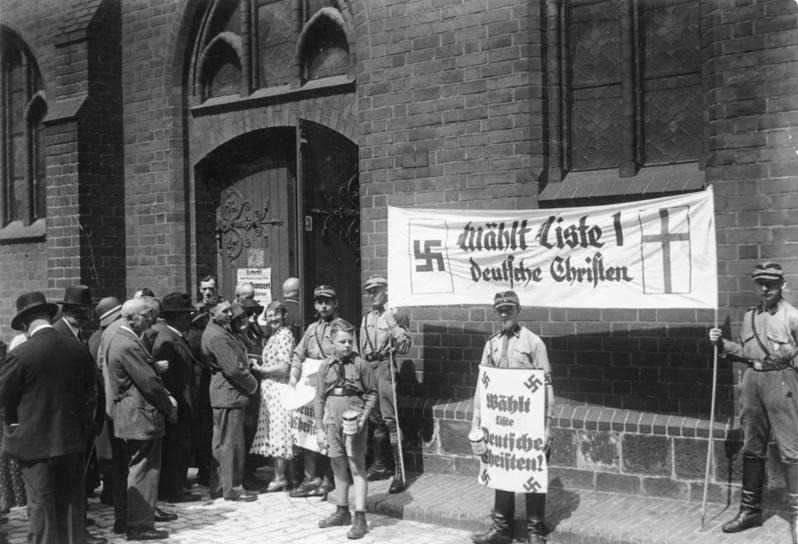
[201,300,259,502]
[53,284,94,341]
[152,293,201,503]
[282,277,303,342]
[106,298,178,541]
[0,291,99,544]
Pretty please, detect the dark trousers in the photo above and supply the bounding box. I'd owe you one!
[212,407,246,497]
[244,390,260,473]
[192,370,212,481]
[18,452,85,544]
[494,489,546,522]
[126,438,162,531]
[108,419,130,523]
[159,419,192,498]
[369,360,398,437]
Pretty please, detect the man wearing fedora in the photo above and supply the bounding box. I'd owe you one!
[470,290,554,544]
[710,262,798,543]
[151,293,202,503]
[201,299,259,502]
[106,298,178,541]
[0,291,99,544]
[359,275,412,494]
[53,284,94,342]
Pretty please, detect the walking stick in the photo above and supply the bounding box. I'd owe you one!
[388,345,406,484]
[701,309,719,528]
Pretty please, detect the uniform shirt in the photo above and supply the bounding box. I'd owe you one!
[472,324,554,427]
[314,354,376,427]
[359,307,411,360]
[290,317,336,381]
[722,298,798,364]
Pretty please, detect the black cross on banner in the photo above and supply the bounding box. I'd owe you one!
[481,372,491,390]
[640,207,690,294]
[524,476,542,493]
[480,469,491,485]
[524,374,543,393]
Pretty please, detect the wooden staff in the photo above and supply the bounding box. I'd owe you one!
[701,308,719,528]
[388,345,406,484]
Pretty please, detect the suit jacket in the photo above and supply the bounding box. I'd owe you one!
[0,327,94,460]
[283,298,303,343]
[201,321,258,408]
[54,316,102,427]
[53,316,81,341]
[106,325,175,440]
[152,325,198,420]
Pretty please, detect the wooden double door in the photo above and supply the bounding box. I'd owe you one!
[213,121,361,327]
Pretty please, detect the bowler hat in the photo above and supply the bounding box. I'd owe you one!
[314,285,337,300]
[752,262,784,282]
[239,297,264,316]
[95,297,122,328]
[229,302,246,320]
[59,285,93,307]
[364,275,388,291]
[11,291,59,331]
[493,290,520,309]
[161,292,195,313]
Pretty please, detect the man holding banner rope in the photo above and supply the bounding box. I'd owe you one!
[709,262,798,543]
[470,290,553,544]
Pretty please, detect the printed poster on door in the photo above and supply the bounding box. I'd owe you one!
[476,366,548,493]
[237,268,272,305]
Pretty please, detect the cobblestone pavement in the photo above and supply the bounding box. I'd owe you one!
[0,482,473,544]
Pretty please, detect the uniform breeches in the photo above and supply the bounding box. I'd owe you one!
[369,360,397,435]
[741,368,798,463]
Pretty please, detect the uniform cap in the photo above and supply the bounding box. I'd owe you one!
[493,290,520,309]
[364,275,388,290]
[752,262,784,282]
[313,285,337,300]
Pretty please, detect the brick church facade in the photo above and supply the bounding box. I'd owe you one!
[2,0,797,501]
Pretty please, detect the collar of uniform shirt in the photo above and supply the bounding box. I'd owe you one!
[502,324,521,337]
[371,306,384,314]
[756,298,783,315]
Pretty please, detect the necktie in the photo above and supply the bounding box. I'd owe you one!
[337,360,346,386]
[499,334,509,367]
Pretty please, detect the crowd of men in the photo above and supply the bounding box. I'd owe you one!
[0,274,414,543]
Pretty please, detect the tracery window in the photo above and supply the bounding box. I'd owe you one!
[0,30,46,226]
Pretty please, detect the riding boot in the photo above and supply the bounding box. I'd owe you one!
[388,442,405,494]
[722,456,765,533]
[525,493,546,544]
[471,511,513,544]
[784,462,798,544]
[366,428,391,481]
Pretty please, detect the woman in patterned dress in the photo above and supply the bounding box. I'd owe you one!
[0,339,26,519]
[250,301,295,491]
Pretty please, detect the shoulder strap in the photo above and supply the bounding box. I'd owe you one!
[750,310,773,359]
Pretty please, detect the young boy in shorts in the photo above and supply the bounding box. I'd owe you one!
[314,318,376,540]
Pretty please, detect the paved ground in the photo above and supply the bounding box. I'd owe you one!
[0,469,794,543]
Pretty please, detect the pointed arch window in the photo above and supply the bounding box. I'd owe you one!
[1,30,46,226]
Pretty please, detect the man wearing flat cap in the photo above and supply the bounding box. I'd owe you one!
[0,291,98,544]
[287,284,339,499]
[152,293,202,503]
[710,262,798,543]
[201,300,259,502]
[359,275,411,493]
[471,291,554,544]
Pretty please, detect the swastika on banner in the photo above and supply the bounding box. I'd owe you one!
[414,240,445,272]
[523,477,542,493]
[524,373,543,393]
[480,469,491,485]
[481,372,491,390]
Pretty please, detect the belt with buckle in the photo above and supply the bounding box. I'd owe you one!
[328,387,361,396]
[750,359,792,371]
[364,353,389,362]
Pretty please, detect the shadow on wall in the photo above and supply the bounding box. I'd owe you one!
[398,318,738,420]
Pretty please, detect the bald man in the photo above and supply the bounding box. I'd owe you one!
[282,277,302,342]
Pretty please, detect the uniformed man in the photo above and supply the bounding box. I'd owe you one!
[359,275,411,493]
[709,262,798,543]
[470,291,553,544]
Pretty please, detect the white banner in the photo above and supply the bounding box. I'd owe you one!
[477,366,547,493]
[388,187,717,309]
[288,358,323,453]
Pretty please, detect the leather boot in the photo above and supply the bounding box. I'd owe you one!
[471,512,513,544]
[366,431,391,481]
[318,505,351,528]
[722,457,765,533]
[525,493,546,544]
[785,463,798,544]
[347,511,368,540]
[388,442,405,494]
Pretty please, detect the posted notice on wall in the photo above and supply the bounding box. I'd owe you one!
[286,358,323,453]
[477,366,548,493]
[237,268,272,305]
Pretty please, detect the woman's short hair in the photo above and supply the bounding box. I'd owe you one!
[265,301,287,316]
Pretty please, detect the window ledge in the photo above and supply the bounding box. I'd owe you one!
[0,218,46,243]
[539,162,705,205]
[191,74,355,117]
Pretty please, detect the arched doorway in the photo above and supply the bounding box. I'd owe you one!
[195,122,360,327]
